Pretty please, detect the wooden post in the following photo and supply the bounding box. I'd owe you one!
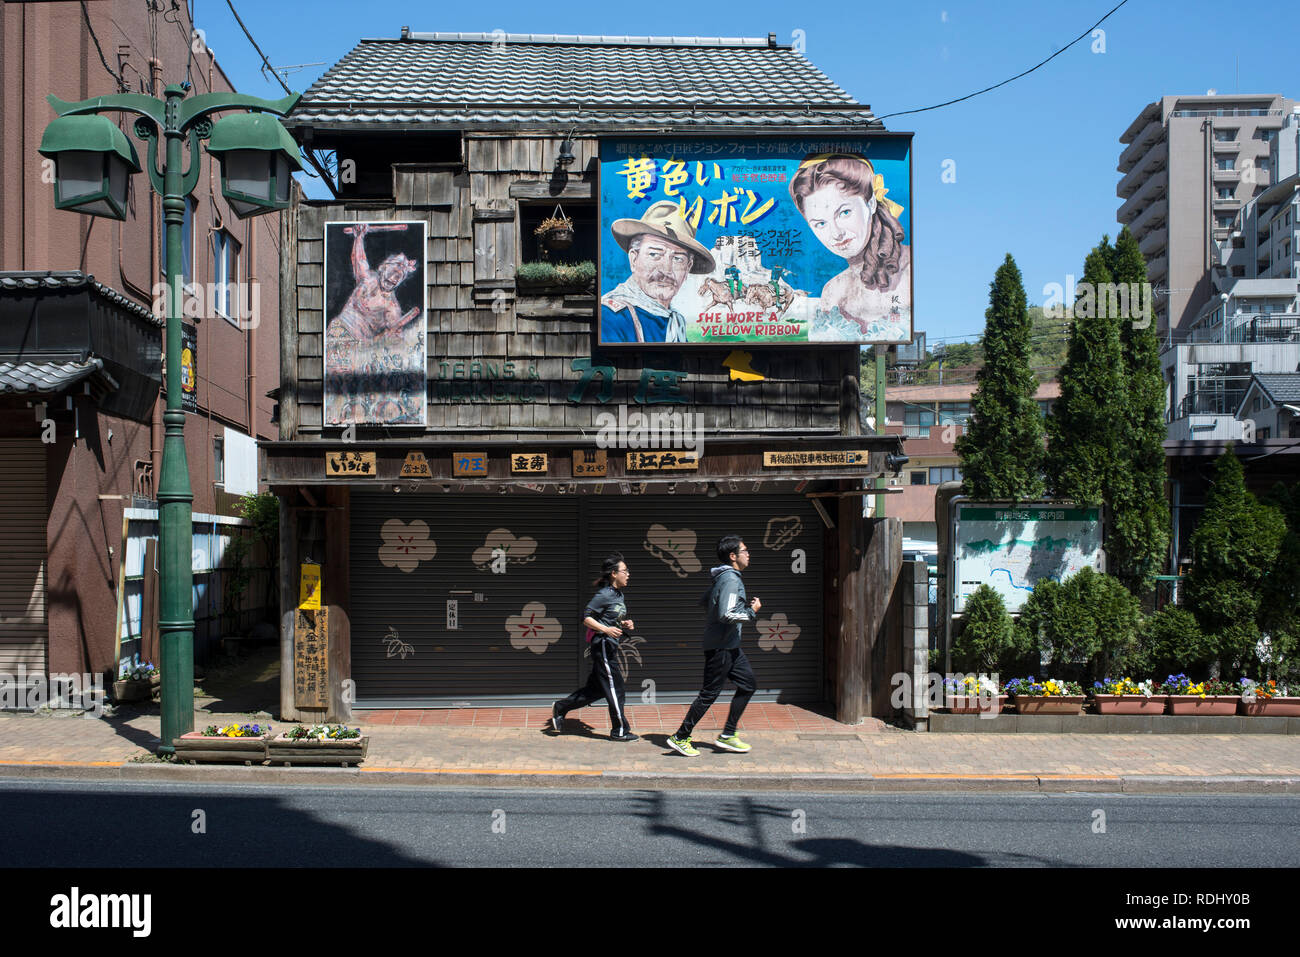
[278,498,299,721]
[836,491,867,723]
[278,190,299,440]
[325,485,352,722]
[863,517,903,720]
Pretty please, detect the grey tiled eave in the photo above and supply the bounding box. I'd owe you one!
[0,357,120,395]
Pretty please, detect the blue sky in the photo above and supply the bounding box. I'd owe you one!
[192,0,1298,345]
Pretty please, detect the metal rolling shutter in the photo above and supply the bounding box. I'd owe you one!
[584,493,824,704]
[0,439,47,675]
[350,493,581,705]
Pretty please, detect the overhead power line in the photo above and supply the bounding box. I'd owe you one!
[876,0,1129,121]
[223,0,291,94]
[81,1,126,92]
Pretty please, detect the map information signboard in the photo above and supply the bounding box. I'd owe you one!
[952,504,1104,614]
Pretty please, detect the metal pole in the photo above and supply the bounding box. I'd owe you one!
[157,83,195,753]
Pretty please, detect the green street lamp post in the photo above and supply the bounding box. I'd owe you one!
[39,84,301,753]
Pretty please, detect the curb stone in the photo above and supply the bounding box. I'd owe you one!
[2,763,1299,794]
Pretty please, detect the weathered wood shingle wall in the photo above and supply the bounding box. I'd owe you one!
[284,135,852,441]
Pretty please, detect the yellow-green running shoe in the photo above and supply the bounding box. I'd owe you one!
[715,733,751,753]
[665,735,699,757]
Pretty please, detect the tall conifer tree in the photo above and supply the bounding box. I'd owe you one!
[1046,238,1124,506]
[1107,227,1172,592]
[955,254,1044,500]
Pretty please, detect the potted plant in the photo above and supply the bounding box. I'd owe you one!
[113,661,158,703]
[942,674,1007,714]
[173,722,273,764]
[516,260,596,293]
[1238,678,1300,717]
[268,724,369,766]
[1158,674,1239,715]
[1091,677,1167,715]
[1004,676,1086,715]
[534,205,574,250]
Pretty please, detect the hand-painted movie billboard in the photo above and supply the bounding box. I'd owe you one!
[599,135,912,346]
[324,221,427,426]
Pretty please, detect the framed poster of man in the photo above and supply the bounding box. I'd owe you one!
[324,221,427,426]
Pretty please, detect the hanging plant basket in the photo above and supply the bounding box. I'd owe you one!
[535,204,574,250]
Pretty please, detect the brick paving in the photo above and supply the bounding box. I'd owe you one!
[1,707,1298,782]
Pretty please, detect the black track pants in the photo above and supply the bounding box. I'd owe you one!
[555,637,630,736]
[675,647,756,739]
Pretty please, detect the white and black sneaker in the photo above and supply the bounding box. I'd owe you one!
[550,702,565,733]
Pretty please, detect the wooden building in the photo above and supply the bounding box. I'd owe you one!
[269,31,907,724]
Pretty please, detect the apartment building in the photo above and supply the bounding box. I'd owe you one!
[1117,93,1297,336]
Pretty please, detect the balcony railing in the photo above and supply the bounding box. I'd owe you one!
[1174,379,1252,420]
[1164,313,1300,348]
[1170,108,1283,118]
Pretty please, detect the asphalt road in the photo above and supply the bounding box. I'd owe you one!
[3,778,1298,867]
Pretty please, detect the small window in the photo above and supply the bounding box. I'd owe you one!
[1216,214,1235,229]
[214,436,224,485]
[910,471,926,486]
[211,230,242,325]
[1217,187,1234,200]
[903,407,936,437]
[929,466,962,484]
[1214,128,1238,142]
[1215,157,1235,171]
[1257,427,1271,440]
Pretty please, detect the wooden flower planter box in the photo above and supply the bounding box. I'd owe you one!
[1012,695,1086,715]
[1092,694,1168,715]
[267,733,369,767]
[944,695,1008,714]
[172,731,270,765]
[1239,697,1300,717]
[1166,695,1239,716]
[112,679,152,703]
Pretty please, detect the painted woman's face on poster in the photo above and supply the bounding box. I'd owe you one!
[598,136,912,346]
[324,221,427,426]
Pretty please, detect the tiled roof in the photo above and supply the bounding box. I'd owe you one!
[0,357,119,395]
[1253,373,1300,404]
[0,271,160,326]
[289,33,880,131]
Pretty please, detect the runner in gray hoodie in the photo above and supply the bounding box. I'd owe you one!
[666,534,759,756]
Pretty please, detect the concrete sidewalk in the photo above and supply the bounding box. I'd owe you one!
[2,704,1299,792]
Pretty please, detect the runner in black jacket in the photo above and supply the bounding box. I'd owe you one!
[551,553,638,742]
[666,534,760,756]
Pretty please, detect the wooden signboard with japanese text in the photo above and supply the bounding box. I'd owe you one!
[294,606,329,709]
[453,452,489,477]
[573,449,608,477]
[762,450,870,467]
[326,451,377,476]
[624,451,699,471]
[510,453,548,474]
[400,451,432,477]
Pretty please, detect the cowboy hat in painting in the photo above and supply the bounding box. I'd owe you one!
[611,201,717,275]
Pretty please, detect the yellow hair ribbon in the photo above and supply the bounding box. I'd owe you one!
[873,174,904,219]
